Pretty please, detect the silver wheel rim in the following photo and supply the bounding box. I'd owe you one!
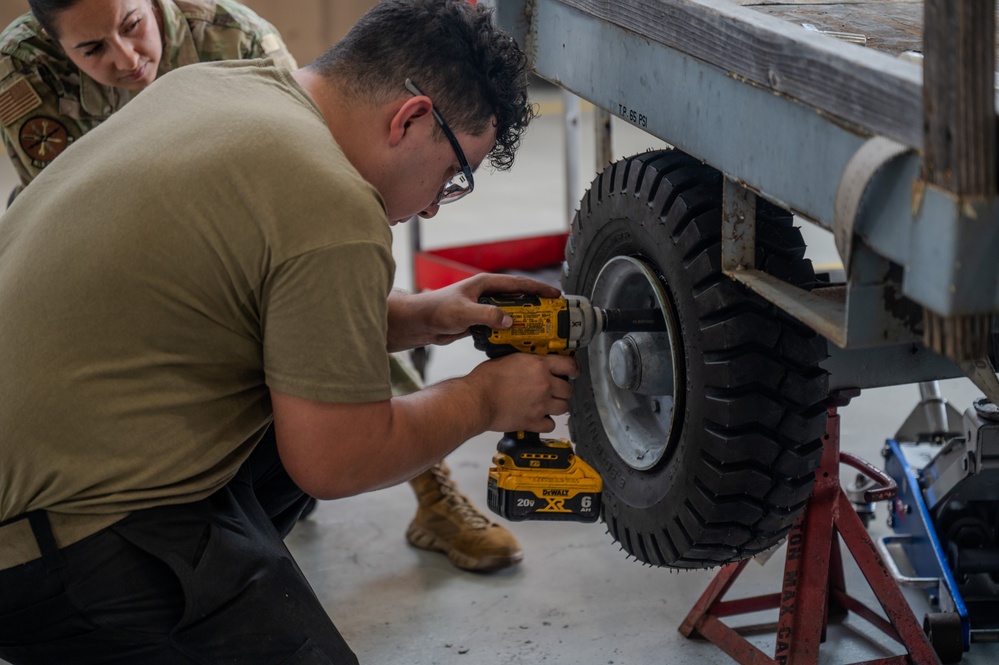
[589,256,681,471]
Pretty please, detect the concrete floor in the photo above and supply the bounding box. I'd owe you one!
[2,80,998,664]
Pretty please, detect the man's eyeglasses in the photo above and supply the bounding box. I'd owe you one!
[405,78,474,205]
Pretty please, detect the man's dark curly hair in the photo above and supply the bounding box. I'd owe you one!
[308,0,536,171]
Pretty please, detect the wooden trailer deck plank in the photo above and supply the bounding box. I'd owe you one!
[737,1,999,57]
[557,0,924,147]
[748,3,923,55]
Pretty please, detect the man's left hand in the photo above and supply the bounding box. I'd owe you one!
[386,273,561,351]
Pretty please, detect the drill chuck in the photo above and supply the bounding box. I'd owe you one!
[562,295,601,349]
[564,296,666,349]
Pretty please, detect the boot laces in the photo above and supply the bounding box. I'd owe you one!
[431,465,491,530]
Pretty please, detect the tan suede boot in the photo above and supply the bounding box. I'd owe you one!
[406,461,523,572]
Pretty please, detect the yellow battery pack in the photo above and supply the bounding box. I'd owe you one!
[487,437,602,522]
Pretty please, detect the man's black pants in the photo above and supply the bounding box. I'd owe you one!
[0,430,357,664]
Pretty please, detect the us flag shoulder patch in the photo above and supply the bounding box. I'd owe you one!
[0,78,43,127]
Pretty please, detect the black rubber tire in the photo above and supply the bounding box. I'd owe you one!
[562,149,829,569]
[924,612,964,663]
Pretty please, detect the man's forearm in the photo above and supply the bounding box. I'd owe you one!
[343,377,494,494]
[272,375,493,499]
[385,289,425,352]
[271,352,576,500]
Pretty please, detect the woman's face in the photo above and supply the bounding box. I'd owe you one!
[50,0,163,91]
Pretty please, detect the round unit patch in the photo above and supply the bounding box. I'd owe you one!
[19,116,73,167]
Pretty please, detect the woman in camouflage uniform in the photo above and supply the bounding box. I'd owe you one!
[0,0,524,573]
[0,0,295,200]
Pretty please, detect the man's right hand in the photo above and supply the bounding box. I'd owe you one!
[466,352,580,434]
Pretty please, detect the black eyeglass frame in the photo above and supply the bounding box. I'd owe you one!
[404,78,475,205]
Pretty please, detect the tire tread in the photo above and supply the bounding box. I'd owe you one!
[565,149,829,569]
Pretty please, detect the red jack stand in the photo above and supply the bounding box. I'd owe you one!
[679,404,942,665]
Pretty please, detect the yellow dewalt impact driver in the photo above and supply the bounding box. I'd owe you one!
[472,294,666,522]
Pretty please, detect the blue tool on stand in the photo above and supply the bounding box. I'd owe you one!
[870,382,999,663]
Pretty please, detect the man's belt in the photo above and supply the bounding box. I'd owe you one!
[0,511,128,571]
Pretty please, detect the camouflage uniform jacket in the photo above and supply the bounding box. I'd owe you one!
[0,0,296,195]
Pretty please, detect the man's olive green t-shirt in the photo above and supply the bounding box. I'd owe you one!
[0,60,394,521]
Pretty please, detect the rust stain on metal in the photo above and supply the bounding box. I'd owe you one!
[723,178,760,272]
[882,264,922,334]
[524,0,539,63]
[962,199,980,220]
[911,177,925,218]
[726,72,870,139]
[815,108,869,139]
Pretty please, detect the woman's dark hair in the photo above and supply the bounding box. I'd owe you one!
[28,0,82,39]
[308,0,536,171]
